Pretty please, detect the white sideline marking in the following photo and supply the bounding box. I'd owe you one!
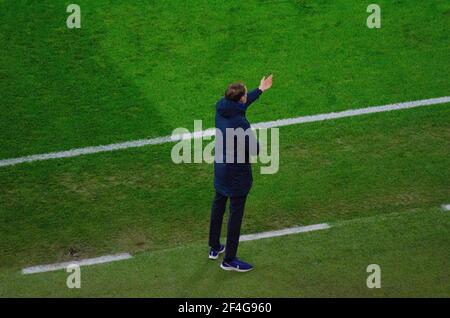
[1,96,449,168]
[240,223,331,242]
[22,224,329,275]
[442,204,450,211]
[21,253,132,275]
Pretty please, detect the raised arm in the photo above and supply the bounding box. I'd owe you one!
[244,88,263,107]
[242,74,273,109]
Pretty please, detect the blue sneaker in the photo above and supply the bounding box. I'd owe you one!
[220,258,253,272]
[209,245,225,260]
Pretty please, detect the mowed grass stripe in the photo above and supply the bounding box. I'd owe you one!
[1,96,449,168]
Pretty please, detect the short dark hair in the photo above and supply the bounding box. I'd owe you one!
[225,82,246,102]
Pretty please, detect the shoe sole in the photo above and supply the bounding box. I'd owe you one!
[220,263,253,272]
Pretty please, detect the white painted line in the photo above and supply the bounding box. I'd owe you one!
[252,96,450,129]
[1,96,449,168]
[442,204,450,211]
[21,224,329,274]
[21,253,132,275]
[239,223,331,242]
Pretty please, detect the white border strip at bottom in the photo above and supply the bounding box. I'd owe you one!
[240,223,331,242]
[21,253,133,275]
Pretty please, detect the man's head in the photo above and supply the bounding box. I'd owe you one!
[225,82,247,104]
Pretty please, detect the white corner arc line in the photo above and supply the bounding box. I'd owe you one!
[21,253,133,275]
[442,204,450,211]
[2,96,449,168]
[239,223,331,242]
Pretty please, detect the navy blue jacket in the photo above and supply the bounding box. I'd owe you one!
[214,88,262,197]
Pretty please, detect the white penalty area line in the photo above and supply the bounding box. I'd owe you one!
[21,223,330,275]
[1,96,449,168]
[21,253,132,275]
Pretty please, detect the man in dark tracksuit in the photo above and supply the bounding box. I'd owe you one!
[208,75,273,272]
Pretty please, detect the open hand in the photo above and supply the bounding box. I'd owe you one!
[259,74,273,92]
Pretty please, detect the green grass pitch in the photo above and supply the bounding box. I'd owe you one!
[0,0,449,297]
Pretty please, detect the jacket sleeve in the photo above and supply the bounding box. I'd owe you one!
[239,88,262,111]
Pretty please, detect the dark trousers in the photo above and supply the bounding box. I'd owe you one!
[209,192,247,262]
